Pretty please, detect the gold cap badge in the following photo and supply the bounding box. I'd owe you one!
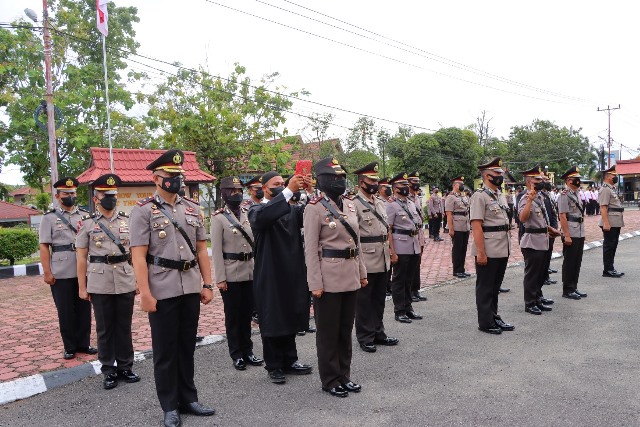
[403,173,408,179]
[66,179,73,187]
[332,158,339,165]
[374,165,379,172]
[106,176,116,186]
[173,153,182,164]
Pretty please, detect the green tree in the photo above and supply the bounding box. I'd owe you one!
[35,192,51,212]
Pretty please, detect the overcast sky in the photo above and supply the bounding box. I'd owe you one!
[2,0,639,185]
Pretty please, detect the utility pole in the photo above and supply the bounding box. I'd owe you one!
[597,104,621,168]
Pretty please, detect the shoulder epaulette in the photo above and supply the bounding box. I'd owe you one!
[343,194,356,201]
[137,196,155,206]
[475,188,483,193]
[81,213,95,220]
[183,196,200,206]
[308,195,322,205]
[78,207,89,213]
[561,190,568,195]
[45,209,55,215]
[118,211,129,218]
[212,208,224,216]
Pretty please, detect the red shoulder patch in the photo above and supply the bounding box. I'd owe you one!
[183,196,200,206]
[212,208,224,216]
[308,196,322,205]
[136,196,155,206]
[343,194,356,201]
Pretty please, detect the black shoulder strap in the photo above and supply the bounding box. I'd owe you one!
[53,209,77,233]
[155,203,197,256]
[221,209,254,250]
[397,199,421,229]
[355,195,389,230]
[566,192,585,215]
[95,219,127,255]
[319,197,359,244]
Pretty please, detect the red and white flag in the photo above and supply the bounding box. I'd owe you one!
[96,0,108,37]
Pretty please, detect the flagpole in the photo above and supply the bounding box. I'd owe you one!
[101,33,113,173]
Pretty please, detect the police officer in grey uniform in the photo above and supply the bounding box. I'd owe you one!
[470,158,514,334]
[408,172,427,302]
[445,176,471,278]
[427,188,444,241]
[387,172,423,324]
[517,165,560,315]
[599,165,625,278]
[557,166,588,300]
[76,174,140,390]
[39,177,95,360]
[241,174,264,209]
[129,149,215,427]
[211,176,263,371]
[352,162,399,353]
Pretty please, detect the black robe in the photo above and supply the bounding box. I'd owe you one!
[249,193,309,337]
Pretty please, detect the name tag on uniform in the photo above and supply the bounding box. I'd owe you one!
[119,227,129,233]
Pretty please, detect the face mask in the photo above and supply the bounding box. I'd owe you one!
[410,183,420,191]
[570,179,581,187]
[383,187,392,197]
[59,196,76,207]
[254,189,264,200]
[458,183,465,192]
[98,196,117,211]
[533,181,545,191]
[612,176,618,184]
[225,193,243,208]
[397,186,410,197]
[160,175,182,194]
[487,175,504,187]
[325,179,347,198]
[269,186,285,197]
[362,182,379,194]
[544,182,552,191]
[291,191,301,203]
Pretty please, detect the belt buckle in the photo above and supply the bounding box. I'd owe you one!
[106,255,113,264]
[71,243,77,251]
[182,261,191,271]
[242,252,250,261]
[348,248,356,259]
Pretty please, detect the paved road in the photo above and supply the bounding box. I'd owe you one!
[1,238,639,427]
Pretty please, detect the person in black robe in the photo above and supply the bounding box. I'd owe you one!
[248,171,314,384]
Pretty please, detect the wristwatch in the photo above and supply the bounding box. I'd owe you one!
[202,284,213,290]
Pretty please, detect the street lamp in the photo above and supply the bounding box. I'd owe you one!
[25,3,59,207]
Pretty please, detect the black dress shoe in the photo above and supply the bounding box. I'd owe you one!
[195,336,204,342]
[284,362,312,375]
[494,318,515,331]
[434,236,443,242]
[360,343,376,353]
[374,337,399,346]
[536,303,552,312]
[164,410,181,427]
[405,311,423,320]
[385,290,392,297]
[233,358,246,371]
[268,369,286,384]
[103,373,118,390]
[454,272,467,278]
[548,268,558,274]
[562,292,582,300]
[245,354,264,366]
[478,326,502,335]
[412,293,427,301]
[322,385,348,398]
[574,289,587,298]
[117,370,140,383]
[611,269,624,276]
[251,313,259,323]
[525,305,543,315]
[499,288,510,293]
[63,351,76,360]
[538,297,554,305]
[463,272,471,277]
[306,326,317,333]
[296,331,306,336]
[78,346,98,355]
[410,296,420,302]
[395,314,412,323]
[341,381,362,392]
[544,279,557,285]
[603,270,623,278]
[178,402,216,416]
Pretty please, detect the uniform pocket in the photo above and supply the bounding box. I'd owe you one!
[362,247,376,254]
[89,264,105,274]
[52,253,68,262]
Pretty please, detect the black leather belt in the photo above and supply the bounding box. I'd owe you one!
[567,216,584,223]
[51,244,76,253]
[322,248,359,259]
[453,212,468,216]
[609,207,624,212]
[481,225,510,232]
[223,252,254,261]
[524,227,547,234]
[360,235,388,244]
[393,229,419,236]
[146,255,197,271]
[89,254,130,264]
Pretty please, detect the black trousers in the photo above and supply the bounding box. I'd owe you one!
[602,226,621,272]
[507,204,514,225]
[262,334,298,372]
[50,277,92,353]
[522,249,547,306]
[355,271,388,345]
[451,231,470,274]
[562,237,585,293]
[91,291,135,374]
[428,214,442,237]
[220,281,254,360]
[543,237,556,281]
[313,291,357,389]
[148,293,200,412]
[475,257,507,329]
[391,254,419,315]
[411,248,424,295]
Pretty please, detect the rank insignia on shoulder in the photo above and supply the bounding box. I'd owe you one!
[81,214,92,220]
[118,211,129,218]
[183,196,200,205]
[343,194,355,201]
[212,208,224,216]
[137,196,155,206]
[308,196,322,205]
[78,207,89,213]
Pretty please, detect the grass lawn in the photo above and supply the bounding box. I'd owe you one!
[0,256,40,267]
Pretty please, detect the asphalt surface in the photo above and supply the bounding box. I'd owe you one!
[1,238,639,427]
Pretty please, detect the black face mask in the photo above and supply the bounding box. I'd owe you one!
[410,183,420,191]
[570,179,581,187]
[396,186,410,197]
[325,179,347,199]
[361,182,379,195]
[612,176,619,184]
[487,175,504,187]
[269,186,285,197]
[160,175,182,194]
[456,183,465,192]
[291,191,301,203]
[224,193,243,208]
[383,187,392,197]
[533,181,545,191]
[98,196,117,211]
[59,196,76,207]
[254,189,264,200]
[544,182,552,191]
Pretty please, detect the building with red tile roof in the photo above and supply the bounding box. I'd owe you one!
[8,187,40,206]
[0,200,39,226]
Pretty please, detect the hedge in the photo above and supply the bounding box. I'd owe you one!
[0,227,39,265]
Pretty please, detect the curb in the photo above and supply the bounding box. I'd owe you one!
[0,263,43,279]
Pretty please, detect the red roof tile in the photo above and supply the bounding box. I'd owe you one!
[615,159,640,175]
[77,148,216,185]
[8,187,39,197]
[0,200,39,221]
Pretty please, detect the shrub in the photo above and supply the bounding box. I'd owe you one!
[0,228,39,265]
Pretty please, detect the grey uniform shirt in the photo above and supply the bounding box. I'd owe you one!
[427,196,444,216]
[39,207,84,279]
[129,193,206,300]
[75,211,136,294]
[354,190,390,274]
[598,183,625,228]
[210,207,254,284]
[444,192,470,232]
[470,189,511,258]
[557,189,585,238]
[410,193,426,247]
[387,197,421,255]
[517,192,549,251]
